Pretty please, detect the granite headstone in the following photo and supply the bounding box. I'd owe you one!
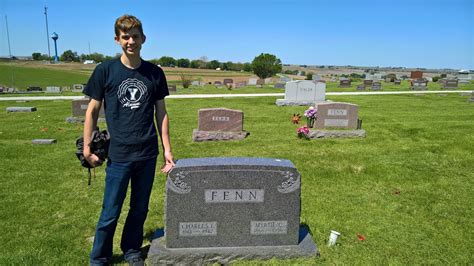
[276,80,325,106]
[315,102,359,129]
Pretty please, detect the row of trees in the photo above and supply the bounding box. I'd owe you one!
[32,51,119,63]
[31,51,283,79]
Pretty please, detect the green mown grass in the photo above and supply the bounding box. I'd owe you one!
[0,93,473,264]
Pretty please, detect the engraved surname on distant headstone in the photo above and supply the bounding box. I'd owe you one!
[179,222,217,236]
[205,189,264,203]
[324,119,349,127]
[250,220,288,235]
[212,116,230,122]
[328,109,347,116]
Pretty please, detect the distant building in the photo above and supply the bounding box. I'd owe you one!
[83,60,96,64]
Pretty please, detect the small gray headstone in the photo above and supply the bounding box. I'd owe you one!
[46,86,61,93]
[371,82,382,91]
[274,83,285,89]
[394,79,401,85]
[442,79,458,89]
[411,79,428,90]
[248,78,258,85]
[223,79,233,85]
[6,107,37,112]
[356,84,365,90]
[233,81,247,88]
[32,139,56,145]
[168,85,177,92]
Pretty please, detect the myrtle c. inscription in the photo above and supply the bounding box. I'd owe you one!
[250,220,288,235]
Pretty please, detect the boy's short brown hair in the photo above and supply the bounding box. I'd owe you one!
[114,14,144,36]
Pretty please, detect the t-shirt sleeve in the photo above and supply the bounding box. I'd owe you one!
[83,64,106,101]
[155,67,169,101]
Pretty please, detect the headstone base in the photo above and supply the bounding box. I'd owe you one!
[147,226,318,265]
[276,99,325,106]
[32,139,57,144]
[192,129,249,142]
[308,129,366,138]
[6,107,37,112]
[66,117,106,123]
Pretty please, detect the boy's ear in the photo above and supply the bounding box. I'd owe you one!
[142,34,146,44]
[114,35,120,43]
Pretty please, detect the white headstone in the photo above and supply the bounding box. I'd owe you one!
[276,80,325,106]
[248,78,258,85]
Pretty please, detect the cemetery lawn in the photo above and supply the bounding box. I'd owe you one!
[0,93,473,265]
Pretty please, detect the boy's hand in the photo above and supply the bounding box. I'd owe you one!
[84,151,103,168]
[160,151,175,173]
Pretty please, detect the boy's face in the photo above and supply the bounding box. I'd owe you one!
[115,28,146,57]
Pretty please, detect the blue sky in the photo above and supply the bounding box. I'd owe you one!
[0,0,473,69]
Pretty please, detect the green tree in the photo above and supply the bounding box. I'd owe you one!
[207,60,221,70]
[32,53,42,60]
[251,53,282,79]
[158,56,176,67]
[243,63,252,72]
[190,59,205,69]
[176,58,190,68]
[60,50,79,62]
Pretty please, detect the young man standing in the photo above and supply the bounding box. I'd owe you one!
[83,14,175,265]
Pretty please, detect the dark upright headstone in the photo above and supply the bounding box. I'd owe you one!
[442,79,458,89]
[164,157,302,248]
[338,79,351,88]
[193,108,248,141]
[363,80,373,87]
[223,79,234,85]
[148,157,317,264]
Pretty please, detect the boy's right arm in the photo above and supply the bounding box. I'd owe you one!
[83,99,103,167]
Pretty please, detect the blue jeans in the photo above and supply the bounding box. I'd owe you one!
[90,157,157,265]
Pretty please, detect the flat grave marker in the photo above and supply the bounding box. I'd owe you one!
[6,107,37,112]
[46,86,61,93]
[32,139,56,145]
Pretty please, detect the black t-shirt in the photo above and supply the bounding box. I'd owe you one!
[83,58,169,162]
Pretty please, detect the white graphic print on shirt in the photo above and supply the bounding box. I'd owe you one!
[117,78,148,109]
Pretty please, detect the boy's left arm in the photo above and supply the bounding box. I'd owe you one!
[155,99,175,173]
